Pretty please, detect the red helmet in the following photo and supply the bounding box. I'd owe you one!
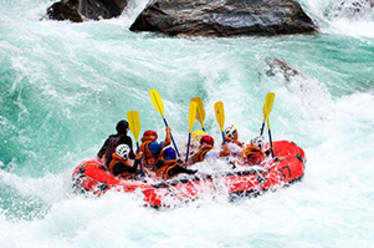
[200,135,214,146]
[143,130,158,139]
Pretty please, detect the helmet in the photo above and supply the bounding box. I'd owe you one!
[200,135,214,146]
[224,125,237,139]
[251,136,265,148]
[115,144,131,160]
[191,129,207,143]
[116,120,129,134]
[163,147,176,160]
[143,130,158,140]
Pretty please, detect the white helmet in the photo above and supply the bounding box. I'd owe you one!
[115,144,130,160]
[224,125,237,139]
[251,136,265,148]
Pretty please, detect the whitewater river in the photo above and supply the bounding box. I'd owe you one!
[1,0,374,247]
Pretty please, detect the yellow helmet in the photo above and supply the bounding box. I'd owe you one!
[191,129,207,143]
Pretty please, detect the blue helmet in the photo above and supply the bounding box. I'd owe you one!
[163,147,176,160]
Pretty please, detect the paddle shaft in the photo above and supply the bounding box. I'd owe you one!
[260,122,265,136]
[136,142,144,177]
[221,131,226,144]
[267,119,274,157]
[162,118,181,158]
[185,133,192,163]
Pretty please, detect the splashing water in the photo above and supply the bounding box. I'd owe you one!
[1,0,374,247]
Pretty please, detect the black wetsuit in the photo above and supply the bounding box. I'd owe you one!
[112,160,140,177]
[97,134,135,168]
[168,166,197,178]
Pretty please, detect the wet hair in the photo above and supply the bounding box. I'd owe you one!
[116,120,129,134]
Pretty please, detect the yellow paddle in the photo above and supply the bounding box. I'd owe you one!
[260,92,275,136]
[127,110,141,142]
[192,97,206,132]
[214,101,226,144]
[149,89,180,158]
[127,110,144,176]
[185,100,197,162]
[149,89,165,118]
[259,92,275,157]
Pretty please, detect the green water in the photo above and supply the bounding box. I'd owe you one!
[1,0,374,247]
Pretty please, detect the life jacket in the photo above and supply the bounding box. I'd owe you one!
[192,146,213,163]
[241,144,265,166]
[108,153,133,179]
[139,140,162,169]
[155,160,180,180]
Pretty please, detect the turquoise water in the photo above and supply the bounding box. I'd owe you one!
[1,0,374,247]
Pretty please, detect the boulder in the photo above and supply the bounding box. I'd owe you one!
[46,0,128,22]
[130,0,317,37]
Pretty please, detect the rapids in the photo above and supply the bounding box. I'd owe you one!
[1,0,374,247]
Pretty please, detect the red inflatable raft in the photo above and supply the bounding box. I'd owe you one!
[72,140,305,207]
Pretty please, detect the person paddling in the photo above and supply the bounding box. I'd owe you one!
[139,127,171,171]
[97,120,135,170]
[241,136,285,167]
[108,144,141,179]
[241,136,275,166]
[183,129,207,159]
[155,148,197,180]
[190,135,230,164]
[224,125,244,157]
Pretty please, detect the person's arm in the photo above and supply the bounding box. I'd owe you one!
[234,140,244,148]
[97,137,110,158]
[224,136,233,143]
[219,143,230,157]
[132,152,142,169]
[161,126,171,148]
[126,136,136,160]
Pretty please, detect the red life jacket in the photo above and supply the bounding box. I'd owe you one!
[108,153,133,179]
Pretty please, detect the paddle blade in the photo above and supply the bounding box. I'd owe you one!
[149,89,165,117]
[127,110,141,142]
[192,97,206,128]
[214,101,225,131]
[262,92,275,119]
[188,101,197,133]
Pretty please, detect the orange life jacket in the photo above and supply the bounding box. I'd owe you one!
[108,153,133,179]
[139,140,162,169]
[155,160,180,180]
[192,146,213,163]
[241,144,265,165]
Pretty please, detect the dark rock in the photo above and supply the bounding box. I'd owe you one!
[47,0,82,22]
[129,0,317,37]
[46,0,128,22]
